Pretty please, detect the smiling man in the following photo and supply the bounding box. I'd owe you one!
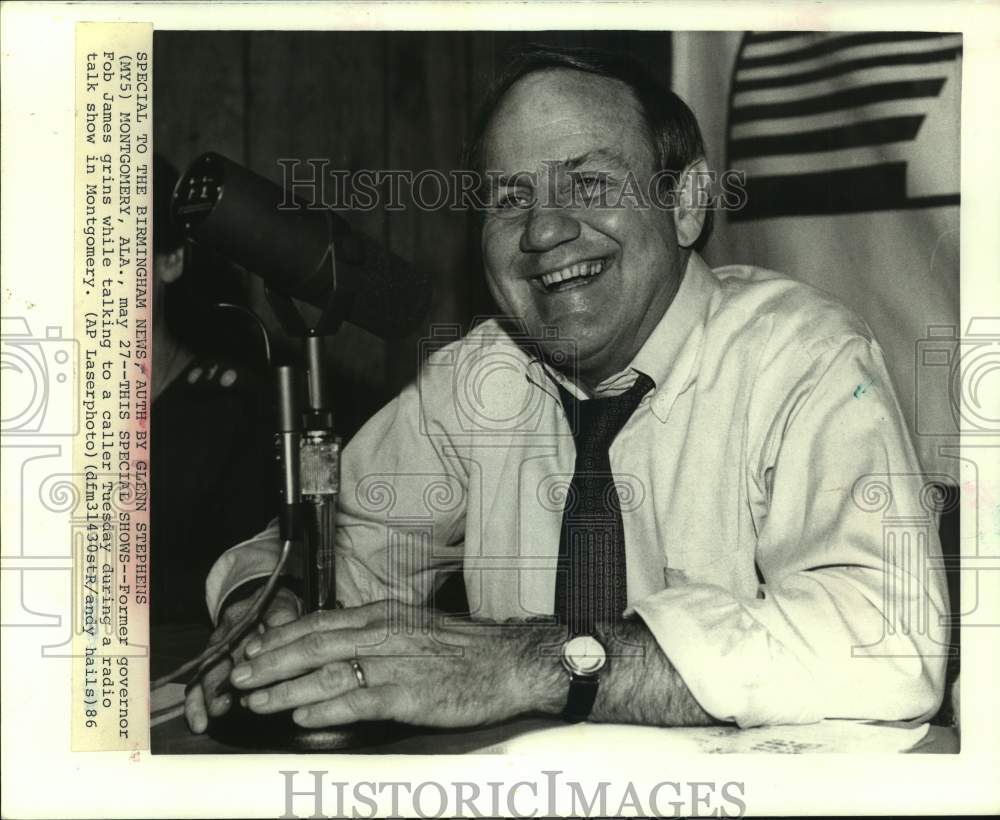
[185,46,947,735]
[479,66,694,389]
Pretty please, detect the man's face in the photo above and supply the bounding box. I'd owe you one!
[481,68,686,386]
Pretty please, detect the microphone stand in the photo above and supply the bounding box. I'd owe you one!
[205,232,405,752]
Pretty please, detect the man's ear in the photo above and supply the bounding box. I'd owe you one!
[671,158,710,249]
[157,248,185,284]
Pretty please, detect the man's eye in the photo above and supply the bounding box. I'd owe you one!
[572,173,607,189]
[494,191,534,210]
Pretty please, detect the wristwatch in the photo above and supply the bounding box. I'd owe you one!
[560,634,608,722]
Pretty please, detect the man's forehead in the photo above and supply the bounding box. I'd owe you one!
[482,68,651,169]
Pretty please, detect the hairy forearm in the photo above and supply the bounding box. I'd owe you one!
[500,617,718,727]
[591,618,717,726]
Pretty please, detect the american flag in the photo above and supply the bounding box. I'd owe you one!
[726,31,962,220]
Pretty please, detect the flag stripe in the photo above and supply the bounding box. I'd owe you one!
[732,98,947,140]
[737,35,962,81]
[731,79,946,124]
[742,34,818,59]
[733,46,962,92]
[728,163,959,221]
[733,63,959,106]
[730,115,925,159]
[733,140,944,177]
[739,31,948,69]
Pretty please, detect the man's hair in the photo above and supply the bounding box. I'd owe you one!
[465,44,707,179]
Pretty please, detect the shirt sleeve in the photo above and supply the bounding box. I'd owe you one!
[205,372,468,625]
[632,335,949,727]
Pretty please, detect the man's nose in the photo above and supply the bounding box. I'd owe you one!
[520,205,581,253]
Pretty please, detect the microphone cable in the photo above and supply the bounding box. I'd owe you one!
[150,538,292,691]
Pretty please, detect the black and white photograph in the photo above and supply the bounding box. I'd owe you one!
[2,3,998,818]
[148,28,962,758]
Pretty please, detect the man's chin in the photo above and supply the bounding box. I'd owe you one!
[539,336,618,387]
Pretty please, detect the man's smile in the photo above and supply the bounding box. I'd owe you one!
[532,256,612,293]
[481,66,688,386]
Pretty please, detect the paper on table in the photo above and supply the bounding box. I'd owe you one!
[475,719,930,755]
[147,684,931,753]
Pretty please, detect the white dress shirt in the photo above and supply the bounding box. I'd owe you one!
[206,252,948,728]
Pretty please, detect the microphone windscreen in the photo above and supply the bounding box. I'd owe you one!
[334,232,432,339]
[172,152,431,340]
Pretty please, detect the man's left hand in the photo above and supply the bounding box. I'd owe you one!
[228,601,562,728]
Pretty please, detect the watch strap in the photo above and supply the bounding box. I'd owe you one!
[562,673,599,723]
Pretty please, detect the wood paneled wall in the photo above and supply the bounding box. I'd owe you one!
[154,31,672,436]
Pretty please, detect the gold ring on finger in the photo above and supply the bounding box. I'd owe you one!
[349,658,368,689]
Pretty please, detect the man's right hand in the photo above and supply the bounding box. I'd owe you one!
[184,586,301,733]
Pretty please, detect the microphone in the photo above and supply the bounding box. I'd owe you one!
[273,365,302,543]
[170,152,431,339]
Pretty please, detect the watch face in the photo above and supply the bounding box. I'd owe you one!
[562,635,607,676]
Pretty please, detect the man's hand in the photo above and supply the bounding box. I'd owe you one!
[227,602,566,729]
[184,587,301,733]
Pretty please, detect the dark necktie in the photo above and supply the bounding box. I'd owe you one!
[555,372,654,636]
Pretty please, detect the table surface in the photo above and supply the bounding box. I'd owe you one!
[151,624,960,756]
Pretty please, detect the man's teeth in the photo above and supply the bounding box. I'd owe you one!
[539,260,606,290]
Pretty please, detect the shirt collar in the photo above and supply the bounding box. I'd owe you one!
[630,250,719,390]
[526,252,720,415]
